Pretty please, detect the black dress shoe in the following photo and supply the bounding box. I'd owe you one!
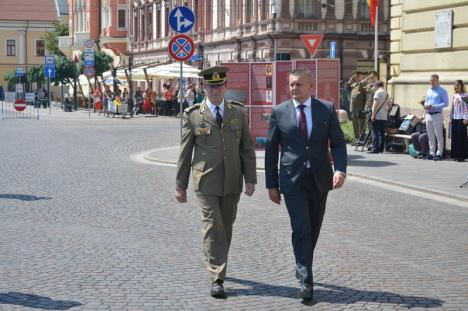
[210,280,226,298]
[297,284,313,300]
[367,150,379,154]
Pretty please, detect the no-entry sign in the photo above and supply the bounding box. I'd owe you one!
[168,34,195,62]
[14,98,26,111]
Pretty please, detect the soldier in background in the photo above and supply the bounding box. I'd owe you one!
[175,66,257,298]
[347,71,367,140]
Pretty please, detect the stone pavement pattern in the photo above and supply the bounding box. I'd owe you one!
[0,108,467,310]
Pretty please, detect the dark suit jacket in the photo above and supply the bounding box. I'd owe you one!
[265,98,347,194]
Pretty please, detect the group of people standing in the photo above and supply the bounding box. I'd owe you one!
[91,82,205,117]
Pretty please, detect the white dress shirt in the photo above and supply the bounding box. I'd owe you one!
[206,99,225,119]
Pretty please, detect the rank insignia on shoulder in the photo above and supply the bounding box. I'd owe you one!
[184,104,200,113]
[229,100,244,107]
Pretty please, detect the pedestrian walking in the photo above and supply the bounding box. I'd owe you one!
[265,68,347,301]
[424,74,449,161]
[175,66,257,298]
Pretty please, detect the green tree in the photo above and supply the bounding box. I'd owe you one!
[54,57,76,86]
[3,70,17,84]
[43,20,69,56]
[27,65,44,87]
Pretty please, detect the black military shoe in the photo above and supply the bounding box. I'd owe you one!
[210,280,226,298]
[297,284,313,300]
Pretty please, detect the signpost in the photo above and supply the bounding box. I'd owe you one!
[44,55,56,114]
[300,34,324,58]
[83,40,95,118]
[168,6,196,139]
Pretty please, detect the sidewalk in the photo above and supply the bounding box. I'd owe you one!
[145,145,468,202]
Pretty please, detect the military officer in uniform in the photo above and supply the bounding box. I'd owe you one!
[175,66,257,298]
[347,71,367,140]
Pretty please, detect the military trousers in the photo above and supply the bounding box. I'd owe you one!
[351,100,366,139]
[196,193,240,282]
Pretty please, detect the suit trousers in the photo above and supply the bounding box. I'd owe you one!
[283,172,328,286]
[196,193,240,282]
[426,113,444,156]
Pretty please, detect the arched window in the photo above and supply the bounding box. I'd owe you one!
[295,0,317,18]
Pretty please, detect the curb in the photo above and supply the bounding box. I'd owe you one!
[143,154,468,203]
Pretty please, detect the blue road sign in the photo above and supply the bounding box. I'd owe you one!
[45,55,55,67]
[16,67,25,77]
[84,52,95,66]
[44,67,56,78]
[190,54,203,61]
[329,41,336,58]
[168,6,195,33]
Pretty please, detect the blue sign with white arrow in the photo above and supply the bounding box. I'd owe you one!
[168,6,195,33]
[44,67,56,78]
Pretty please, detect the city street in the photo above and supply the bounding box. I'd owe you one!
[0,110,467,311]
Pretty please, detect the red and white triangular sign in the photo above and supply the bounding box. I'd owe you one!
[300,34,324,57]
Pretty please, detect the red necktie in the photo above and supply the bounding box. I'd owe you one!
[298,104,308,142]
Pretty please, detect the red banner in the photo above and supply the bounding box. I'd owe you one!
[316,59,340,109]
[223,63,250,105]
[274,61,293,105]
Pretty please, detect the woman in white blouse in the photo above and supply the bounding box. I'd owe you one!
[450,80,468,162]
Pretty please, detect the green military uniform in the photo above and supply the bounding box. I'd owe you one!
[175,67,257,283]
[347,73,367,139]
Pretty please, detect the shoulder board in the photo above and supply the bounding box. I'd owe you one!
[229,100,244,107]
[184,104,201,113]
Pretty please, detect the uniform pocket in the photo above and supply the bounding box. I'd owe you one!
[192,161,205,190]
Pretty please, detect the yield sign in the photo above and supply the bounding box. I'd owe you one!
[300,34,324,57]
[168,34,195,62]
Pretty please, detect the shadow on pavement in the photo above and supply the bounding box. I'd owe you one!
[0,194,52,201]
[348,155,397,167]
[0,292,82,310]
[226,278,444,308]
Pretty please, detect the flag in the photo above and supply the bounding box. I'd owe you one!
[367,0,379,27]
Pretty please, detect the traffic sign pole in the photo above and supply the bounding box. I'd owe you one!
[180,61,183,139]
[48,76,51,115]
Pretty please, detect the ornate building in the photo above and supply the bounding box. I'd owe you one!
[129,0,390,80]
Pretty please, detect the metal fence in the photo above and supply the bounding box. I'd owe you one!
[1,98,40,120]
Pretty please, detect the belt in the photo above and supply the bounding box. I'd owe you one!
[427,111,441,115]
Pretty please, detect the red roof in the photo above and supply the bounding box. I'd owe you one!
[0,0,58,21]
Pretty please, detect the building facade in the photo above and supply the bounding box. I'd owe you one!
[0,0,59,92]
[129,0,390,80]
[388,0,468,116]
[59,0,129,68]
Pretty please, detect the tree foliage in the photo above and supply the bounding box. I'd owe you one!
[3,70,17,84]
[43,20,69,56]
[27,65,44,86]
[54,57,76,86]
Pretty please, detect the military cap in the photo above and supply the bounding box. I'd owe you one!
[199,66,230,85]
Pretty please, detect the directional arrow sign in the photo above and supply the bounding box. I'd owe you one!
[169,6,195,33]
[44,67,56,78]
[300,34,324,57]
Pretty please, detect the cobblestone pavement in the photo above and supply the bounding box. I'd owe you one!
[0,110,467,310]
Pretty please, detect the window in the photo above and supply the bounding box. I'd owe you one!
[261,0,270,20]
[295,0,317,18]
[36,40,45,56]
[118,8,127,29]
[217,0,225,28]
[6,39,15,56]
[358,0,370,19]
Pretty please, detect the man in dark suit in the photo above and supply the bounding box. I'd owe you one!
[265,68,347,301]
